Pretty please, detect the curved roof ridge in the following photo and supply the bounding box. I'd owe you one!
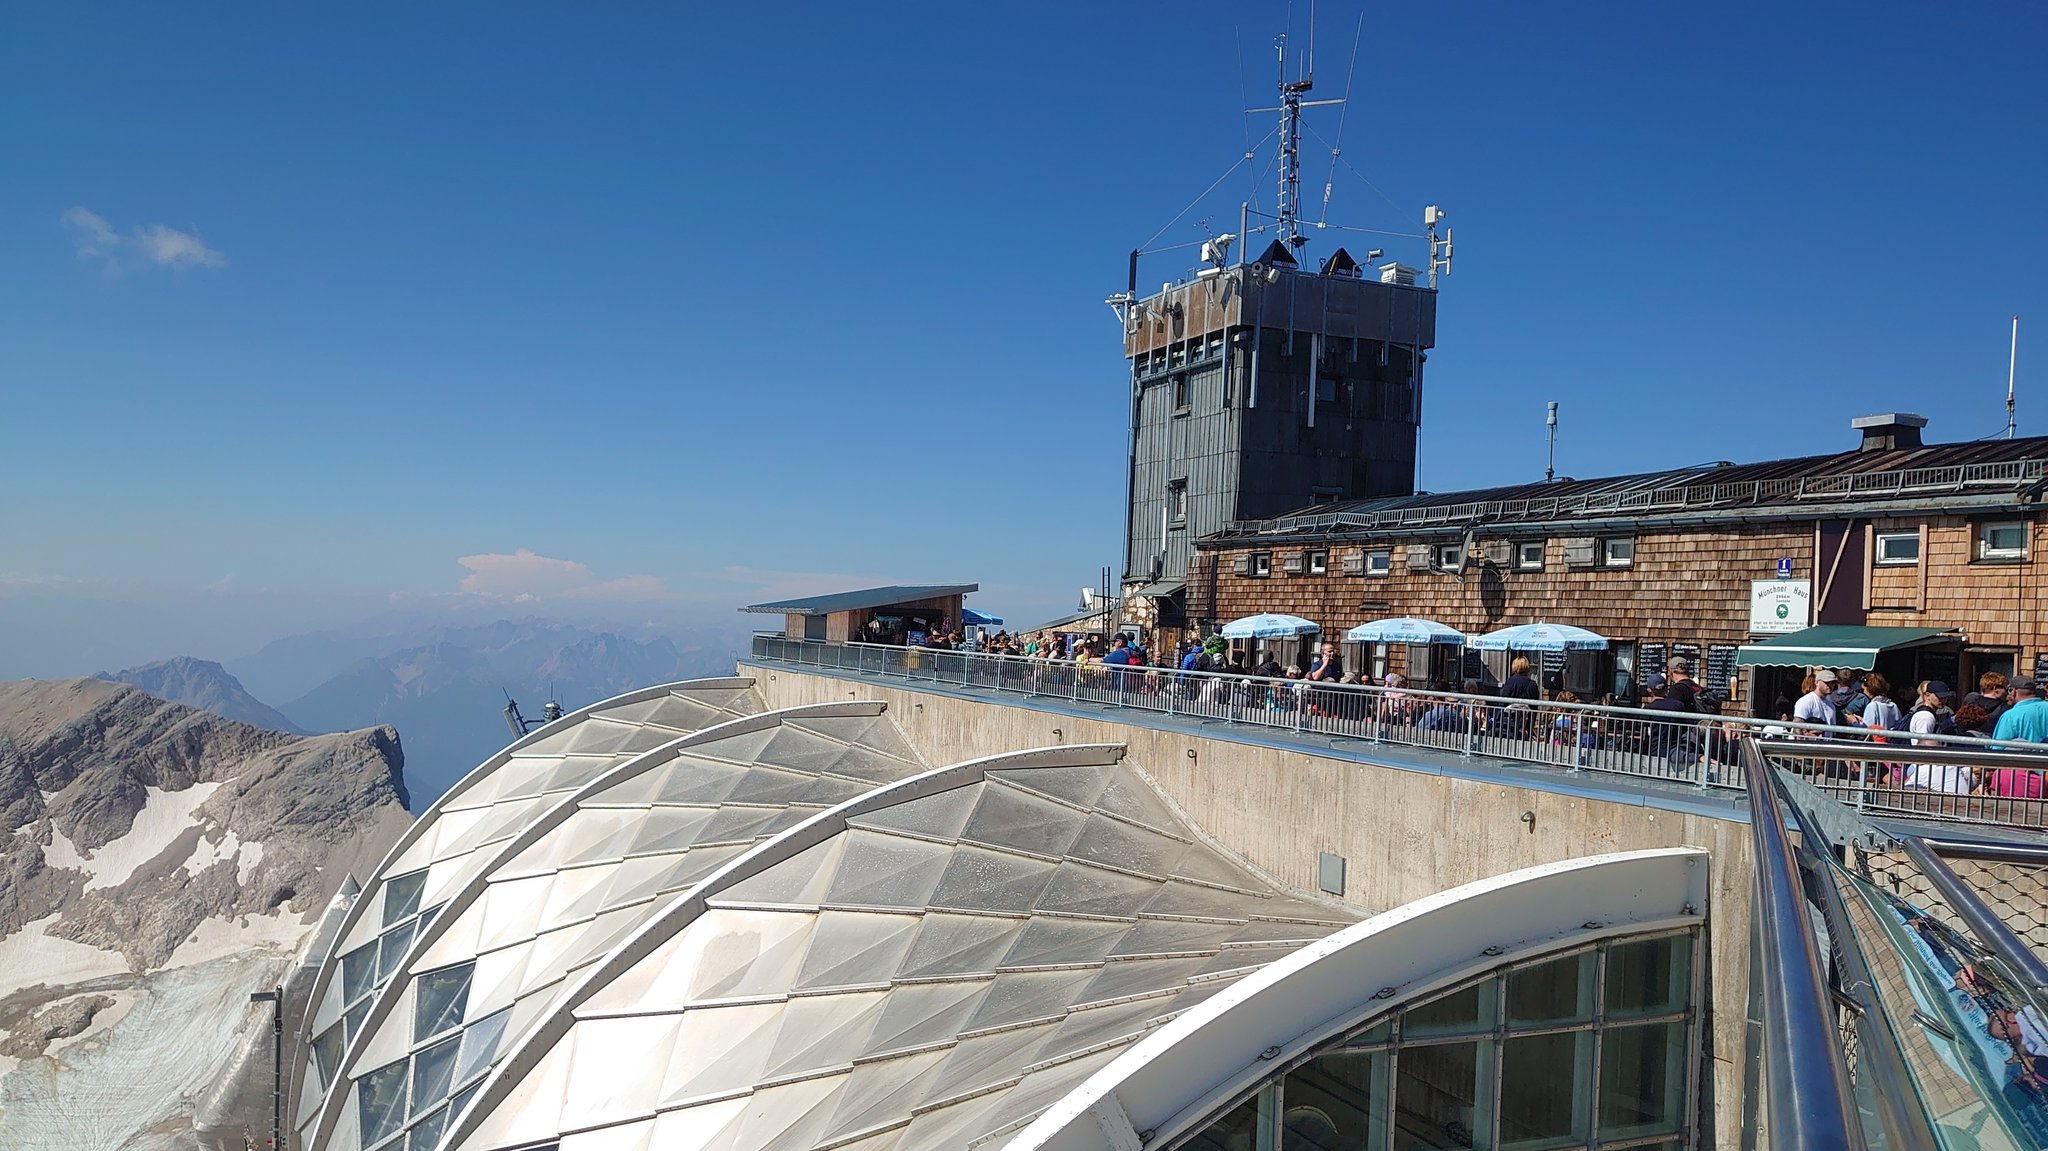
[302,699,891,1149]
[437,743,1129,1151]
[1001,847,1708,1151]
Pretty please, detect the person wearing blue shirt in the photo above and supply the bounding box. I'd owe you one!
[1992,679,2048,744]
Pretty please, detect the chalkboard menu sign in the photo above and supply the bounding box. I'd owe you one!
[1671,643,1701,675]
[2034,652,2048,682]
[1462,648,1485,683]
[1638,642,1668,687]
[1540,649,1567,692]
[1705,644,1740,696]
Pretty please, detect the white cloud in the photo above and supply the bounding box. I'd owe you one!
[456,549,671,603]
[63,206,225,271]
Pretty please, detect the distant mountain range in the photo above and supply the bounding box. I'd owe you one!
[100,656,306,734]
[248,618,749,805]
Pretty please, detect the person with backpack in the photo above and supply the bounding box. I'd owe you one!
[1859,672,1903,734]
[1908,680,1958,746]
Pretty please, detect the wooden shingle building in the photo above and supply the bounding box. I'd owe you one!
[1182,414,2048,713]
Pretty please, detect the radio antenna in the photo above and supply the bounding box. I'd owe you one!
[1545,401,1559,483]
[2008,314,2020,440]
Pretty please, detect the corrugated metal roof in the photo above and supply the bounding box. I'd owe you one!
[739,583,978,616]
[1213,433,2048,540]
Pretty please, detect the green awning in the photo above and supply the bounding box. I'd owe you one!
[1735,625,1960,669]
[1133,580,1186,599]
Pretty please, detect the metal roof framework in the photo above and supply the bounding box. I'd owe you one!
[740,585,979,617]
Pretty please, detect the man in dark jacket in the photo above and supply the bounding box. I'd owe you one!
[1965,671,2011,728]
[1664,657,1701,712]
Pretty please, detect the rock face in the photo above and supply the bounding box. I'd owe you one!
[100,656,305,735]
[0,677,411,1151]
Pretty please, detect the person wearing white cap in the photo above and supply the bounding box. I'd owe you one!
[1793,667,1840,732]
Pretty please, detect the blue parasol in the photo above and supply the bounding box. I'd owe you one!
[1468,622,1609,652]
[1220,613,1322,640]
[1344,617,1468,645]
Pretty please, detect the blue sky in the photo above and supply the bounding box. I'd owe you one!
[3,2,2044,667]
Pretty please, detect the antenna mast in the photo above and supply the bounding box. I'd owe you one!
[1545,402,1559,483]
[2008,314,2019,440]
[1274,34,1313,250]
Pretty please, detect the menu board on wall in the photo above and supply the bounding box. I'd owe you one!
[2034,652,2048,683]
[1705,644,1740,696]
[1917,651,1960,692]
[1638,642,1668,687]
[1541,650,1567,686]
[1462,648,1485,683]
[1671,643,1701,672]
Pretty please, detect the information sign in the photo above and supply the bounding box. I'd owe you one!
[1777,558,1793,578]
[1639,642,1668,688]
[1750,580,1811,635]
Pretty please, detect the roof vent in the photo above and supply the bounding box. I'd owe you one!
[1850,412,1927,452]
[1254,239,1298,268]
[1379,262,1419,287]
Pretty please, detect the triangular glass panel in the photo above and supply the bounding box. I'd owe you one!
[1042,994,1166,1054]
[921,1018,1058,1104]
[892,1090,1009,1151]
[997,916,1132,969]
[724,764,821,806]
[646,1096,751,1151]
[861,977,991,1059]
[649,757,747,805]
[795,773,878,807]
[643,694,729,731]
[618,724,685,755]
[721,837,846,907]
[819,1047,950,1142]
[760,989,887,1080]
[754,726,849,773]
[625,807,716,857]
[781,714,879,745]
[1166,844,1268,893]
[563,719,644,756]
[543,753,622,793]
[985,763,1112,810]
[1108,917,1241,958]
[959,784,1088,859]
[961,968,1101,1033]
[848,785,980,842]
[1033,862,1161,919]
[793,910,922,991]
[897,913,1027,980]
[558,1014,678,1131]
[656,1000,787,1106]
[975,1045,1123,1135]
[685,725,778,766]
[723,1071,850,1151]
[698,804,787,845]
[928,845,1055,914]
[1065,814,1188,879]
[1093,770,1187,834]
[821,830,953,911]
[1074,955,1209,1008]
[824,745,922,785]
[684,908,817,1003]
[1142,881,1276,922]
[1225,918,1336,946]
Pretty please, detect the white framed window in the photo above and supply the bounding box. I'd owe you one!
[1602,537,1635,567]
[1307,549,1328,576]
[1874,531,1920,565]
[1516,541,1544,571]
[1168,479,1188,524]
[1435,543,1464,571]
[1980,521,2028,560]
[1365,550,1392,577]
[1251,551,1272,578]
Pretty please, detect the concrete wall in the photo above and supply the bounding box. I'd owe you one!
[748,664,1757,1148]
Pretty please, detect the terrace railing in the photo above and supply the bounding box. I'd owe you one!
[749,636,2048,831]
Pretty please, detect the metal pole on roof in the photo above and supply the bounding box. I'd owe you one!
[2009,314,2020,439]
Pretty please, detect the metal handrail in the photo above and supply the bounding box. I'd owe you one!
[1212,456,2048,538]
[1744,744,1866,1151]
[1899,837,2048,1003]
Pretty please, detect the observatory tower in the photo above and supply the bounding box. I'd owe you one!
[1111,43,1444,640]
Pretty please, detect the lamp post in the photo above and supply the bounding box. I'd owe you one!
[249,988,283,1151]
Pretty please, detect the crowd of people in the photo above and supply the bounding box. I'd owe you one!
[1778,668,2048,795]
[910,627,2048,800]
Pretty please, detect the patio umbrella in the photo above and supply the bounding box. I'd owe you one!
[1220,613,1322,640]
[961,608,1003,627]
[1468,622,1609,652]
[1344,617,1467,645]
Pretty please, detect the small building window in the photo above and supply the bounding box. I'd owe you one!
[1435,543,1464,572]
[1252,551,1272,578]
[1874,531,1920,565]
[1168,479,1188,524]
[1173,376,1190,412]
[1365,550,1392,577]
[1307,549,1329,576]
[1980,521,2028,560]
[1311,486,1344,505]
[1315,376,1338,403]
[1602,537,1635,567]
[1516,541,1544,571]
